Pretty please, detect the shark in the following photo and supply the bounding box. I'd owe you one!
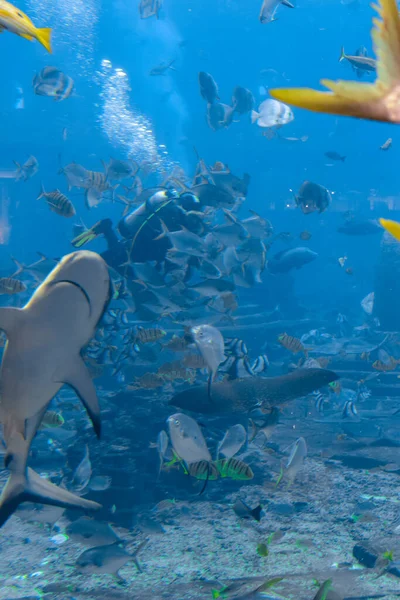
[0,250,110,527]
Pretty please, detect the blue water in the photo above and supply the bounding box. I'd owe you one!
[0,0,396,302]
[1,1,400,597]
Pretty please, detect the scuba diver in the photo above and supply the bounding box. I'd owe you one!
[71,157,250,279]
[71,188,207,274]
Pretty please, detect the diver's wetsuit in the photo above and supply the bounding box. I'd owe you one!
[82,190,203,275]
[93,218,129,273]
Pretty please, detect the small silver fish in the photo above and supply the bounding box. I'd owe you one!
[191,324,226,398]
[167,413,211,465]
[216,424,247,460]
[71,445,92,492]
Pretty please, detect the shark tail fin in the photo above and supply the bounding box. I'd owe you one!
[0,467,101,527]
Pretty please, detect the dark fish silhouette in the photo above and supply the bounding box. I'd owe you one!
[169,368,339,414]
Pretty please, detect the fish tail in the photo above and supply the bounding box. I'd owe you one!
[10,256,25,277]
[36,27,52,53]
[37,183,45,200]
[0,467,100,527]
[251,110,260,124]
[153,219,168,241]
[380,218,400,241]
[339,46,346,62]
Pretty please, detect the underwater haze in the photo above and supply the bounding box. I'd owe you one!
[2,0,400,599]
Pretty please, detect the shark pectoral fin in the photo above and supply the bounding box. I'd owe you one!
[0,468,101,527]
[61,357,101,438]
[25,404,50,443]
[25,468,101,511]
[0,307,21,337]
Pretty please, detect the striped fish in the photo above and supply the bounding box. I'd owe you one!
[0,277,27,295]
[86,171,117,193]
[215,457,254,480]
[225,337,248,357]
[135,326,166,344]
[342,401,358,420]
[37,186,75,217]
[252,354,269,374]
[188,461,219,481]
[278,332,307,355]
[313,391,328,414]
[40,411,64,428]
[220,356,254,380]
[372,357,399,371]
[86,171,109,191]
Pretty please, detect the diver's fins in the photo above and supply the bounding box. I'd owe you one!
[0,468,101,527]
[270,0,400,124]
[71,227,99,248]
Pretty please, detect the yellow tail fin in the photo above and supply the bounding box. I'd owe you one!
[379,218,400,241]
[36,27,52,53]
[270,0,400,123]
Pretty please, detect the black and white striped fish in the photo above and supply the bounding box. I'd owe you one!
[37,186,75,217]
[225,337,248,357]
[313,391,328,414]
[342,401,358,419]
[220,356,254,380]
[251,354,269,374]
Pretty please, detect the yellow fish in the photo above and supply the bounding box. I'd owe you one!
[270,0,400,124]
[0,0,52,53]
[380,218,400,241]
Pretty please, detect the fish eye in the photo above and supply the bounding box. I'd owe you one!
[174,419,180,426]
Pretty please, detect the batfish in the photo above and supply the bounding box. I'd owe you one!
[169,368,339,415]
[0,250,110,527]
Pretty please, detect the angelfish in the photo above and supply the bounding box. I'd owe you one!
[0,250,110,527]
[190,324,225,399]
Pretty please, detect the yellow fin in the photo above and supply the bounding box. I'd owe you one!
[379,218,400,241]
[36,27,52,53]
[269,88,362,117]
[321,78,381,102]
[270,0,400,123]
[371,0,400,88]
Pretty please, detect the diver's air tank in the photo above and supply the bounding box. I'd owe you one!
[117,189,178,240]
